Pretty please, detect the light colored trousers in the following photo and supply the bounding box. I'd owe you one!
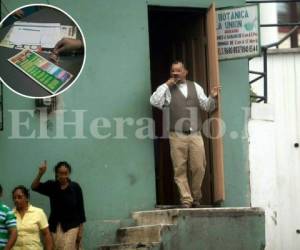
[169,132,206,205]
[52,224,82,250]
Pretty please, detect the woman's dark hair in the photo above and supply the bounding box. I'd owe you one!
[0,184,2,195]
[12,185,30,199]
[54,161,72,174]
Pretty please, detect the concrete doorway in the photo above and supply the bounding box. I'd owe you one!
[148,6,214,206]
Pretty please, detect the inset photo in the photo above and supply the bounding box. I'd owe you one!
[0,4,86,98]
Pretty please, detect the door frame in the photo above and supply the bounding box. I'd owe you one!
[148,4,225,205]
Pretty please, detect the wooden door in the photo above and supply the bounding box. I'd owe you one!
[206,3,225,203]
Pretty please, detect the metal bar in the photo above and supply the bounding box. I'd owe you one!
[263,48,268,103]
[261,23,300,27]
[247,0,299,3]
[263,25,299,48]
[248,2,300,104]
[249,70,266,76]
[250,75,264,84]
[246,1,299,104]
[289,2,299,48]
[251,95,266,100]
[250,96,266,103]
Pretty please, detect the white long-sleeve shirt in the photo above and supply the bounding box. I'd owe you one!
[150,81,216,112]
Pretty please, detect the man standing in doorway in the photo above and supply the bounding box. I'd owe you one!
[150,61,220,208]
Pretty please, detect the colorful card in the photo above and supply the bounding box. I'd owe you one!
[8,49,73,94]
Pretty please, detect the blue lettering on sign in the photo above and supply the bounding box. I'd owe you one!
[231,10,249,19]
[218,9,249,22]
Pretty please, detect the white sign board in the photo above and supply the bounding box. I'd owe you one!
[217,5,260,60]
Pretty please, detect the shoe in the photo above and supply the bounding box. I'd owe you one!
[180,203,191,208]
[192,201,201,208]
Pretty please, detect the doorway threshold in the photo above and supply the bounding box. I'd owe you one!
[155,204,213,210]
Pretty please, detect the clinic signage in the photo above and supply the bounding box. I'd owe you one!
[217,5,260,60]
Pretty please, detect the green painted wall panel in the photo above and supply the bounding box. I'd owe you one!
[163,209,265,250]
[220,59,251,206]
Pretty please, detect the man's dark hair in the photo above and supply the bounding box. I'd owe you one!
[171,60,186,69]
[0,184,2,195]
[54,161,72,174]
[12,185,30,199]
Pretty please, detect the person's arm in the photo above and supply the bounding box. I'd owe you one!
[31,161,47,190]
[76,223,84,250]
[4,207,17,250]
[41,227,53,250]
[77,184,86,225]
[13,10,24,18]
[150,78,176,109]
[53,38,83,55]
[39,209,52,250]
[4,227,17,250]
[195,82,220,112]
[76,184,86,249]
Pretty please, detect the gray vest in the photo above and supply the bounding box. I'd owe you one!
[168,80,202,132]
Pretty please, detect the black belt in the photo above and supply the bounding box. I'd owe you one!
[170,130,199,135]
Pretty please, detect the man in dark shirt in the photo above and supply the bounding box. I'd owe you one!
[31,161,86,250]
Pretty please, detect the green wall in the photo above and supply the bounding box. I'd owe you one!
[160,208,265,250]
[0,0,250,248]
